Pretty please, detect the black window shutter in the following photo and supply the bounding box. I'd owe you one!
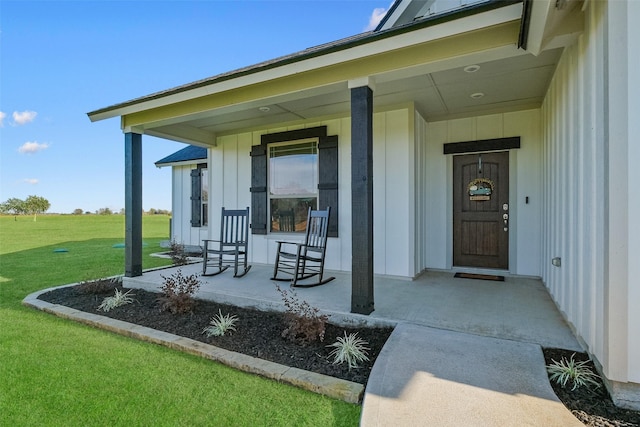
[251,126,338,237]
[250,144,267,234]
[190,168,202,227]
[319,135,339,237]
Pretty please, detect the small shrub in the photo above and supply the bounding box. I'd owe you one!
[203,310,238,337]
[328,332,370,370]
[547,353,601,391]
[77,276,122,294]
[276,284,329,344]
[158,269,201,314]
[97,288,135,312]
[169,240,188,266]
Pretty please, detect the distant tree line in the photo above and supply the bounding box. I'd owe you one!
[71,208,171,215]
[0,196,50,221]
[0,197,170,217]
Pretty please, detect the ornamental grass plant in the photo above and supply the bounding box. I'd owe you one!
[328,332,370,370]
[203,309,239,337]
[97,288,135,312]
[546,352,601,391]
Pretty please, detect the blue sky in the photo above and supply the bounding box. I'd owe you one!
[0,0,389,214]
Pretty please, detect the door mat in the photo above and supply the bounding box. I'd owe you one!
[454,272,505,281]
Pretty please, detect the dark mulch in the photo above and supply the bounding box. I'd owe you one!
[543,348,640,427]
[37,281,640,426]
[38,281,393,385]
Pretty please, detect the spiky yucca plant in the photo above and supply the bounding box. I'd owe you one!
[327,332,370,370]
[546,353,601,391]
[203,310,238,337]
[97,289,135,312]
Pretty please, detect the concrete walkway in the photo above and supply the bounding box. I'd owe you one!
[28,263,585,426]
[361,323,582,426]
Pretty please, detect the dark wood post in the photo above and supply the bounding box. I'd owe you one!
[125,132,143,277]
[350,84,374,314]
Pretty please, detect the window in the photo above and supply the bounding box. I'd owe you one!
[269,140,318,232]
[251,126,338,237]
[190,164,208,227]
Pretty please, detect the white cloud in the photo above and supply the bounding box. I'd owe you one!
[18,141,50,154]
[12,110,37,125]
[23,178,39,185]
[0,111,6,127]
[365,4,391,31]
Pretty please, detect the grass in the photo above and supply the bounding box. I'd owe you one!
[0,214,360,426]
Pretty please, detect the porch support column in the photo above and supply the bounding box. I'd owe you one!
[350,79,374,315]
[125,132,143,277]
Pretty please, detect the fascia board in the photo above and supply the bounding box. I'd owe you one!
[377,0,415,31]
[90,3,522,123]
[155,159,206,169]
[525,0,554,55]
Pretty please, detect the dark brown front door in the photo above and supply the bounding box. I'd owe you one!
[453,151,509,269]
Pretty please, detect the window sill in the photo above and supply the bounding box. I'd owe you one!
[263,233,304,241]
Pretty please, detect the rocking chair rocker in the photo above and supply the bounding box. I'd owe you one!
[271,207,335,287]
[202,207,251,277]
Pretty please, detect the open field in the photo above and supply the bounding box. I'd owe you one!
[0,215,360,426]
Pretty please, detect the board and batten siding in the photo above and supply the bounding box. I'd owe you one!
[170,164,209,248]
[207,108,415,278]
[417,109,542,276]
[541,0,640,391]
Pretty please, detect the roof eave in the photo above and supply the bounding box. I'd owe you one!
[155,159,205,168]
[87,0,523,123]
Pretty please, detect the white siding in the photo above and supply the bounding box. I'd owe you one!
[627,0,640,389]
[207,108,416,277]
[541,0,640,389]
[414,110,429,274]
[170,165,208,248]
[374,109,413,277]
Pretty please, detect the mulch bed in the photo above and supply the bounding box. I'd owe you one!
[38,281,393,385]
[37,281,640,426]
[543,348,640,426]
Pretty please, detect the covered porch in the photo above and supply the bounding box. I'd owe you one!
[125,263,581,351]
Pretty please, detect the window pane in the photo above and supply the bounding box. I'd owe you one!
[270,198,317,232]
[201,168,208,226]
[269,142,317,196]
[201,169,209,203]
[202,203,208,227]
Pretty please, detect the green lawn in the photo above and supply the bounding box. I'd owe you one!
[0,215,360,426]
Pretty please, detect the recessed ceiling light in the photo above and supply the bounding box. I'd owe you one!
[470,92,485,99]
[464,65,481,73]
[259,106,270,112]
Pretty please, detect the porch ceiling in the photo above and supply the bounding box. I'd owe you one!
[146,46,562,145]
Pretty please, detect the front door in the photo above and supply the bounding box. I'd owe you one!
[453,151,509,269]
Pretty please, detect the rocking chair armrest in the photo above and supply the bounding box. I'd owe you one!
[274,240,305,256]
[202,239,220,248]
[204,239,246,245]
[275,240,303,247]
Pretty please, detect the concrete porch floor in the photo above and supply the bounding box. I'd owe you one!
[125,262,581,352]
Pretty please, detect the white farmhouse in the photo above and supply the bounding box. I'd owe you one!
[90,0,640,409]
